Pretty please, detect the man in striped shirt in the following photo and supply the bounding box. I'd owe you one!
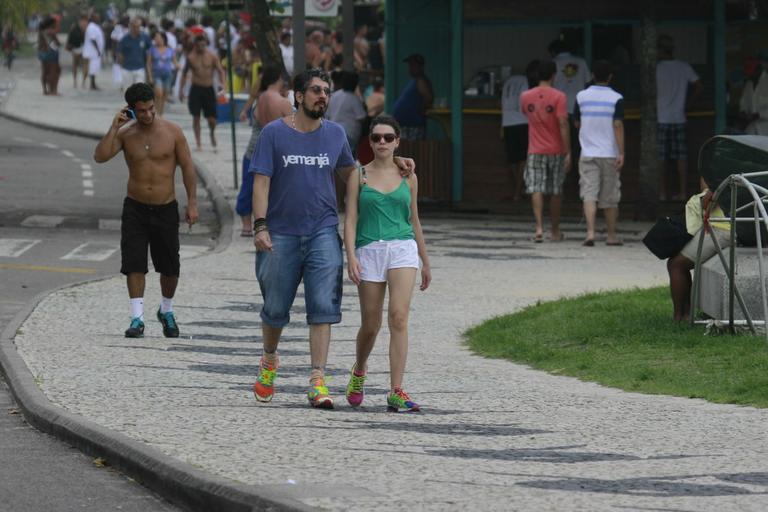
[573,60,625,246]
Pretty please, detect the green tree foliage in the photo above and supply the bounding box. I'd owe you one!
[0,0,76,31]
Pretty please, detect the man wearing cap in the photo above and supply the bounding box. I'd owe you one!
[656,34,702,201]
[392,53,433,140]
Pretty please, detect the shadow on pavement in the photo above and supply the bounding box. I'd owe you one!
[514,471,768,497]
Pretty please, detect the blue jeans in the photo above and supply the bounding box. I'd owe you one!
[236,156,253,217]
[256,225,343,327]
[153,72,173,93]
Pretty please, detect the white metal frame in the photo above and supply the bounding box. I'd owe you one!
[690,171,768,342]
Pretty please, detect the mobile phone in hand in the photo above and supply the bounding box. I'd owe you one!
[126,108,136,120]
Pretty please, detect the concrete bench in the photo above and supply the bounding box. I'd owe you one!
[698,248,768,321]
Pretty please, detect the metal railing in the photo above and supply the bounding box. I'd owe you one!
[690,171,768,342]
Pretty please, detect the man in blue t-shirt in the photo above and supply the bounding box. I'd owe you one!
[117,18,151,89]
[248,68,414,410]
[392,54,433,140]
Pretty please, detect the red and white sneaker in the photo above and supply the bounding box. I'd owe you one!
[253,357,278,402]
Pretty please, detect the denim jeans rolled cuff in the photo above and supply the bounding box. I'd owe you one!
[259,309,290,328]
[256,225,343,327]
[306,312,342,325]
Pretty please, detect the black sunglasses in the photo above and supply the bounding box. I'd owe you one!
[370,133,398,143]
[306,85,331,96]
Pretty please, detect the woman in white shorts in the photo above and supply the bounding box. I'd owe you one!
[344,115,431,412]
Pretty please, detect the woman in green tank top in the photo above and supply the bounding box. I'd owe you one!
[343,115,431,412]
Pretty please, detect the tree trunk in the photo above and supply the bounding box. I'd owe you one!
[245,0,286,75]
[636,13,659,220]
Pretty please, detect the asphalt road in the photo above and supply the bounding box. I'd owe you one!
[0,118,219,511]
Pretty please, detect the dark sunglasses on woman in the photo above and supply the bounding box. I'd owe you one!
[370,133,398,143]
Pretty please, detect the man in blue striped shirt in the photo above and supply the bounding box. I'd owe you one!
[573,60,625,246]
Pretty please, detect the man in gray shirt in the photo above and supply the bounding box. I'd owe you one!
[327,71,367,156]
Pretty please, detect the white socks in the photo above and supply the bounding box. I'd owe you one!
[160,297,173,314]
[131,297,173,319]
[130,298,144,320]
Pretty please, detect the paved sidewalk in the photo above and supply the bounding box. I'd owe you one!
[3,57,768,511]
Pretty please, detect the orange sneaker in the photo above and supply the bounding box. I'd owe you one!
[253,357,278,402]
[307,379,334,409]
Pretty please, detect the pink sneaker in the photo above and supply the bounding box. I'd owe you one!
[345,366,367,407]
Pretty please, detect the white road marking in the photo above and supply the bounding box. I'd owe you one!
[82,170,93,178]
[61,242,119,262]
[43,142,58,149]
[0,239,41,258]
[13,137,32,143]
[20,215,65,228]
[61,150,75,157]
[82,179,93,188]
[72,158,83,163]
[80,164,91,170]
[83,190,94,197]
[98,219,121,231]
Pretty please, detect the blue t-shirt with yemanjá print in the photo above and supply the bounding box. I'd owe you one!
[249,118,355,236]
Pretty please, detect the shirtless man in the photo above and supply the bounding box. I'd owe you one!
[234,67,292,235]
[256,68,292,126]
[179,34,225,151]
[94,82,198,338]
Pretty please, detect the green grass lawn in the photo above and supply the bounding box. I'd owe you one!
[465,286,768,408]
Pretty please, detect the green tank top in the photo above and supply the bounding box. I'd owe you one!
[355,168,415,248]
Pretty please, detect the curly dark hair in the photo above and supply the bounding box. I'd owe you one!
[124,82,155,108]
[292,68,331,109]
[259,66,282,93]
[369,115,401,138]
[538,59,557,82]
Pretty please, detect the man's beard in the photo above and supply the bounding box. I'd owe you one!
[301,100,326,119]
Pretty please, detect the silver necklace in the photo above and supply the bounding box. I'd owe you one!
[291,112,321,132]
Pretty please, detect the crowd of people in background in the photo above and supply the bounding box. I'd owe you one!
[12,8,396,276]
[21,6,396,243]
[24,7,388,148]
